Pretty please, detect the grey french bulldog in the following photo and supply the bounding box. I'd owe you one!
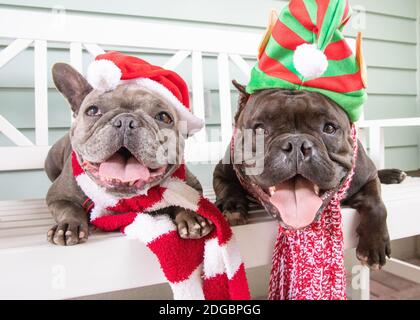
[214,81,406,269]
[45,63,213,245]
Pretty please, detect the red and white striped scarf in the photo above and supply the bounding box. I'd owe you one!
[72,152,250,300]
[268,125,358,300]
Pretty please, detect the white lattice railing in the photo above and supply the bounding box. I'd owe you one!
[2,7,420,171]
[0,6,260,171]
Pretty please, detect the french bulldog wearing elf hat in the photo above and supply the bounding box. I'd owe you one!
[214,0,405,285]
[45,52,250,299]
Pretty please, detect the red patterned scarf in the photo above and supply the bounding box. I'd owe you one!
[72,153,250,300]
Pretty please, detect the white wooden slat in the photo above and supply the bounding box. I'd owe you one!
[229,54,251,80]
[368,126,385,169]
[82,43,105,58]
[0,8,261,57]
[0,218,54,229]
[163,50,191,71]
[382,258,420,285]
[0,115,34,146]
[34,39,49,146]
[0,212,51,222]
[69,42,83,73]
[191,50,206,142]
[0,38,33,69]
[217,53,233,148]
[0,146,50,171]
[359,117,420,128]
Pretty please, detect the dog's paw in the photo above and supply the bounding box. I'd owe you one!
[175,209,214,239]
[47,220,89,246]
[356,231,391,271]
[223,210,248,226]
[378,169,407,185]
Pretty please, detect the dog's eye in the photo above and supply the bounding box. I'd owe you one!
[155,112,173,124]
[254,124,267,135]
[323,123,337,135]
[85,105,102,117]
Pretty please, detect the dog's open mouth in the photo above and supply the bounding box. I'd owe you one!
[82,147,168,190]
[266,175,332,229]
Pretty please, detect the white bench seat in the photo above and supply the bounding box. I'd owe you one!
[1,179,420,299]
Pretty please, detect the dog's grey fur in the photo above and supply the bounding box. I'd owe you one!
[46,63,212,246]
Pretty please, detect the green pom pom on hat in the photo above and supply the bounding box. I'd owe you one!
[247,0,367,122]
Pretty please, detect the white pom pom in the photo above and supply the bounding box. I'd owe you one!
[293,44,328,80]
[87,59,122,92]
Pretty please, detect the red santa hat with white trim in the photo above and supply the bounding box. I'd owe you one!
[86,51,203,135]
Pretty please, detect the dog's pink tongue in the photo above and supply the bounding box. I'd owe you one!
[98,153,150,182]
[269,177,322,229]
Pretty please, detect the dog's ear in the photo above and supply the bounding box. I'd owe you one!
[232,80,250,122]
[52,63,93,114]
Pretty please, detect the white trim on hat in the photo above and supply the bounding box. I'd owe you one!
[132,78,203,135]
[86,60,204,135]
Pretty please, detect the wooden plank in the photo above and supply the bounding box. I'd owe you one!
[382,258,420,285]
[191,51,206,142]
[69,42,83,73]
[369,279,397,298]
[0,7,262,56]
[0,146,50,171]
[217,53,233,148]
[82,43,105,58]
[0,38,33,68]
[163,50,190,71]
[0,115,33,146]
[367,126,385,169]
[370,269,417,291]
[229,54,251,80]
[34,39,48,146]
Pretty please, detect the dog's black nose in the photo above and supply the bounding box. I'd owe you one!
[280,136,314,160]
[112,114,139,130]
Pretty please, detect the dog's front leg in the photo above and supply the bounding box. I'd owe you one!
[213,160,250,226]
[344,177,391,270]
[47,200,89,246]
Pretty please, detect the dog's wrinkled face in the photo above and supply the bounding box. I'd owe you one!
[53,63,183,196]
[234,83,354,229]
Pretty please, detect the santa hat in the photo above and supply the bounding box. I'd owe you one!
[86,51,204,135]
[247,0,367,122]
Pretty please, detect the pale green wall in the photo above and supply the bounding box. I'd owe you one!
[0,0,419,200]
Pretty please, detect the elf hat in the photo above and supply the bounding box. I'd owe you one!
[247,0,367,122]
[86,51,203,135]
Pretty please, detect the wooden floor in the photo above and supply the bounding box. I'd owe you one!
[347,258,420,300]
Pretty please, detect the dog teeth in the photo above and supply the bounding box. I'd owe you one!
[128,181,135,187]
[269,186,276,196]
[314,185,320,196]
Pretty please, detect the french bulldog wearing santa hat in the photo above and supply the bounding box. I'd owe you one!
[46,52,213,246]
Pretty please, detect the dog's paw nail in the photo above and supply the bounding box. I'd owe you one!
[200,221,207,227]
[79,231,85,238]
[370,264,380,271]
[57,230,64,236]
[47,230,54,236]
[65,231,72,236]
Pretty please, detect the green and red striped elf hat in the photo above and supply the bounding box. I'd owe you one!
[247,0,367,122]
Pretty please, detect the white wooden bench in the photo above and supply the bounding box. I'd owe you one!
[1,7,420,300]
